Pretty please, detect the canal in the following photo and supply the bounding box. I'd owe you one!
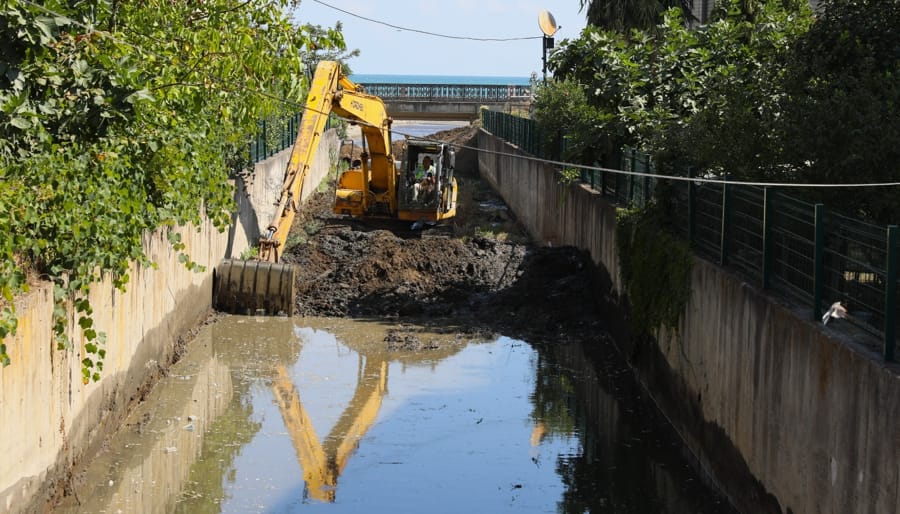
[54,316,734,513]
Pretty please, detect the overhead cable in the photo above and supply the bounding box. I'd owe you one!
[344,117,900,189]
[18,1,900,189]
[309,0,541,41]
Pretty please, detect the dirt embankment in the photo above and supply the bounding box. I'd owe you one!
[283,124,607,345]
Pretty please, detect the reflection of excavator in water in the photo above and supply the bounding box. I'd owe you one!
[213,319,468,504]
[270,356,388,502]
[213,60,459,316]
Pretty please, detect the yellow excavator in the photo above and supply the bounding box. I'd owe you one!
[213,60,459,315]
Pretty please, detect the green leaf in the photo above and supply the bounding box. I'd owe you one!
[10,117,32,129]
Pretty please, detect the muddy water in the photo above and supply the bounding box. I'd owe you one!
[54,316,734,514]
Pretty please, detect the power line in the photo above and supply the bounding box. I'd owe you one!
[375,123,900,189]
[309,0,541,42]
[17,1,900,189]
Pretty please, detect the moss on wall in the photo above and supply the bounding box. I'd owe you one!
[616,206,693,335]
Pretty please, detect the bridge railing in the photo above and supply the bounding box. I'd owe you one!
[483,110,900,360]
[360,83,531,102]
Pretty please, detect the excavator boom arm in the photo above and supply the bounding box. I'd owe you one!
[259,61,394,262]
[259,61,342,262]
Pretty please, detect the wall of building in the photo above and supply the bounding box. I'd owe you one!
[0,129,338,514]
[477,129,900,514]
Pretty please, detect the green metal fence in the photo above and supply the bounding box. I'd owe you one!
[482,110,900,361]
[481,109,542,157]
[481,110,656,208]
[248,112,336,164]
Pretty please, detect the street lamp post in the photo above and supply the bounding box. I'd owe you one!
[538,10,559,81]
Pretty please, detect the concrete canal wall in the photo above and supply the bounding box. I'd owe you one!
[477,129,900,514]
[0,130,339,514]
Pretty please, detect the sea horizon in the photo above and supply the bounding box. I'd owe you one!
[350,73,533,86]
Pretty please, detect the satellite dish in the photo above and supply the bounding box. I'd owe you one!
[538,10,558,37]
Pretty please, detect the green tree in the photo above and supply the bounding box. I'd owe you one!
[547,1,810,175]
[579,0,696,32]
[778,0,900,222]
[302,21,360,74]
[0,0,345,378]
[670,0,812,179]
[531,79,612,164]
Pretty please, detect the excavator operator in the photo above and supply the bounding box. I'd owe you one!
[412,156,435,203]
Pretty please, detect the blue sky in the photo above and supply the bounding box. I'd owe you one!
[294,0,588,77]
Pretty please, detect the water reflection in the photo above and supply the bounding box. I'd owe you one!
[53,329,238,514]
[54,317,733,513]
[268,356,386,502]
[532,340,735,514]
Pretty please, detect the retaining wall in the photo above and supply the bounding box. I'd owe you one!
[478,129,900,514]
[0,129,338,513]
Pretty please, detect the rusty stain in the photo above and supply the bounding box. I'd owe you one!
[817,335,833,397]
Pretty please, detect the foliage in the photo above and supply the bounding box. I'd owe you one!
[615,205,692,335]
[547,13,705,155]
[531,79,612,164]
[563,0,900,224]
[559,168,581,186]
[240,246,259,261]
[551,1,811,164]
[0,0,345,378]
[578,0,696,32]
[302,21,360,71]
[777,0,900,222]
[667,0,812,180]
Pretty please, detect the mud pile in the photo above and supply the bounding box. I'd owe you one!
[284,125,607,344]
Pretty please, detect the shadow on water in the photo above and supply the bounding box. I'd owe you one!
[530,337,736,514]
[54,316,734,514]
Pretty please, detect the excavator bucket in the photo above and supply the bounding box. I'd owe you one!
[211,62,341,316]
[213,259,296,315]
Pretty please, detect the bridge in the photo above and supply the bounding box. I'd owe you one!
[359,83,532,121]
[247,82,532,164]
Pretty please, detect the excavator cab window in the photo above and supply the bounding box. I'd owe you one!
[399,140,455,212]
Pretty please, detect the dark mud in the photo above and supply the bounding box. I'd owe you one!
[283,124,607,347]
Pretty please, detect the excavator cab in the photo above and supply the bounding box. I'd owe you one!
[397,139,458,221]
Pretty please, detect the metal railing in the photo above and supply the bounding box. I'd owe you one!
[249,113,302,164]
[360,83,531,103]
[248,113,336,165]
[481,109,542,155]
[482,110,900,360]
[481,110,655,208]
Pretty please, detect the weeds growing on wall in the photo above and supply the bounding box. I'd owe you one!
[615,205,692,336]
